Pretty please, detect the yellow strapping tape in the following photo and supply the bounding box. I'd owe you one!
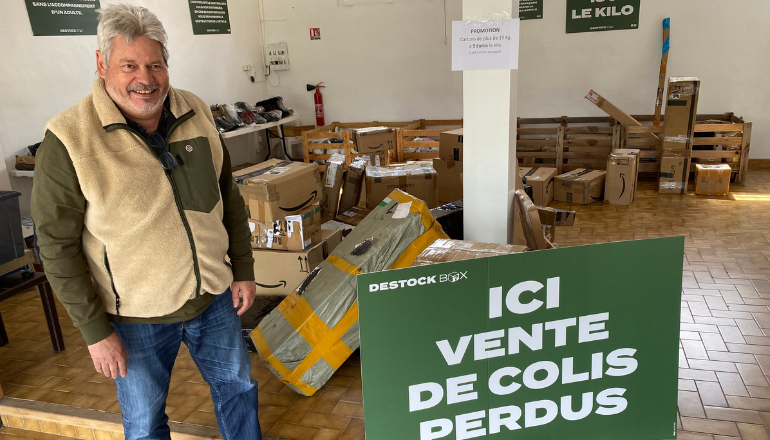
[390,222,447,269]
[327,255,362,275]
[251,326,318,395]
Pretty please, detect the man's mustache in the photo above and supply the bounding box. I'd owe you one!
[127,83,161,92]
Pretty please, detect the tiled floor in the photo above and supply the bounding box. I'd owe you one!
[2,169,770,440]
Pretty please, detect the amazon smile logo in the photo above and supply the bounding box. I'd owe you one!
[255,280,287,289]
[280,191,318,212]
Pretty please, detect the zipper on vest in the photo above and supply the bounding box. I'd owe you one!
[114,112,202,298]
[103,247,121,315]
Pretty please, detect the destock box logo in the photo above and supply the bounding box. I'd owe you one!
[369,271,469,292]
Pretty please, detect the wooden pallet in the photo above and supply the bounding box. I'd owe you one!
[516,113,751,183]
[301,121,414,166]
[396,119,463,162]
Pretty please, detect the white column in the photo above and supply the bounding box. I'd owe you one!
[462,0,519,244]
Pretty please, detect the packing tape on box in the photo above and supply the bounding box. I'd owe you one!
[664,135,690,145]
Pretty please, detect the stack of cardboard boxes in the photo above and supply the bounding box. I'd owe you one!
[233,160,342,296]
[659,77,700,194]
[434,129,464,204]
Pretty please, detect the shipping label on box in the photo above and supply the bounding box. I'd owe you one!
[252,241,327,296]
[518,166,557,206]
[439,129,464,162]
[662,77,700,151]
[605,149,640,205]
[334,206,372,227]
[320,154,346,223]
[235,160,322,222]
[339,157,367,215]
[249,203,321,251]
[358,150,390,167]
[353,127,396,153]
[365,163,438,209]
[658,153,691,194]
[554,168,606,204]
[695,164,731,196]
[433,158,463,205]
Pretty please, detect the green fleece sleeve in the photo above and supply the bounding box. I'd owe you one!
[219,141,255,281]
[31,130,114,346]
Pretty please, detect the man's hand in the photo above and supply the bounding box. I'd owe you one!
[232,281,256,316]
[88,332,129,379]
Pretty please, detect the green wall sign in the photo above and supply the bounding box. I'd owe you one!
[358,237,683,440]
[566,0,640,34]
[24,0,100,36]
[188,0,231,35]
[520,0,543,20]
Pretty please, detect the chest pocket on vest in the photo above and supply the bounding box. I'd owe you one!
[168,137,220,213]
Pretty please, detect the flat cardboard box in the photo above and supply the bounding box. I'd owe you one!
[338,157,367,215]
[366,163,438,209]
[353,127,396,153]
[252,241,327,296]
[662,77,700,151]
[604,149,640,205]
[334,206,372,227]
[249,204,321,251]
[658,153,691,194]
[518,166,557,206]
[433,158,463,205]
[439,129,464,162]
[321,229,343,252]
[235,160,322,222]
[585,91,657,140]
[695,164,731,196]
[554,169,607,205]
[320,154,346,223]
[413,239,526,266]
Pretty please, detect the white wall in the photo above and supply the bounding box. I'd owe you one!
[0,0,268,215]
[264,0,770,157]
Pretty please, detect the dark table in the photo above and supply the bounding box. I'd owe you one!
[0,272,65,352]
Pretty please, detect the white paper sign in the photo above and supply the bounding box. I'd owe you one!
[452,19,520,71]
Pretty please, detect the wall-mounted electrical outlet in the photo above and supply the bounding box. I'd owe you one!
[266,43,290,71]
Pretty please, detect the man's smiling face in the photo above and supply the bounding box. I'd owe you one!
[96,35,170,123]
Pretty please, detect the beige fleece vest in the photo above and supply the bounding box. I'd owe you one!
[45,78,233,317]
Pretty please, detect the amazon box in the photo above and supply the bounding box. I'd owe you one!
[339,157,367,215]
[554,169,606,205]
[659,153,691,194]
[353,127,396,153]
[334,206,372,227]
[249,204,321,251]
[518,166,557,206]
[662,77,700,151]
[235,160,322,223]
[365,163,438,209]
[252,241,327,296]
[321,229,343,253]
[439,129,464,162]
[695,164,731,196]
[433,158,463,205]
[605,149,640,205]
[321,154,346,223]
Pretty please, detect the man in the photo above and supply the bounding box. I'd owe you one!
[31,4,261,439]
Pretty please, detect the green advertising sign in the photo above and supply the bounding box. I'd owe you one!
[24,0,100,36]
[188,0,231,35]
[566,0,640,34]
[519,0,543,20]
[358,237,683,440]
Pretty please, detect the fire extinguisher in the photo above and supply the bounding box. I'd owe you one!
[307,83,325,126]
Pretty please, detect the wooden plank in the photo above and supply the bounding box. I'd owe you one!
[563,152,612,159]
[565,127,614,134]
[738,122,752,183]
[694,123,744,132]
[626,126,665,134]
[402,130,448,137]
[564,138,614,147]
[301,132,310,162]
[654,18,671,126]
[690,150,741,159]
[422,119,463,127]
[585,90,659,139]
[403,141,440,149]
[691,137,742,146]
[639,163,661,173]
[612,125,621,150]
[639,151,663,159]
[555,126,565,174]
[564,146,613,153]
[517,152,558,158]
[306,132,347,140]
[517,128,558,135]
[625,138,663,147]
[403,152,441,159]
[518,140,557,148]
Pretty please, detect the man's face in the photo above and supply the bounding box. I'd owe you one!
[96,35,170,122]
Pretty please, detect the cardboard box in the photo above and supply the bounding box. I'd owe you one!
[439,129,464,162]
[554,169,607,204]
[338,157,367,215]
[352,127,396,153]
[695,164,731,196]
[662,77,700,151]
[321,229,343,252]
[433,158,463,205]
[235,160,322,222]
[320,154,346,223]
[365,163,438,209]
[249,204,321,251]
[359,151,390,167]
[518,166,557,206]
[604,149,640,205]
[252,241,327,296]
[658,153,691,194]
[334,206,372,227]
[585,91,658,140]
[413,239,526,266]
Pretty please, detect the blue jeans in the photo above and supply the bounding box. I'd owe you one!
[112,290,261,440]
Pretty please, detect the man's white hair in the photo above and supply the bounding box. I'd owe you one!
[97,4,169,67]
